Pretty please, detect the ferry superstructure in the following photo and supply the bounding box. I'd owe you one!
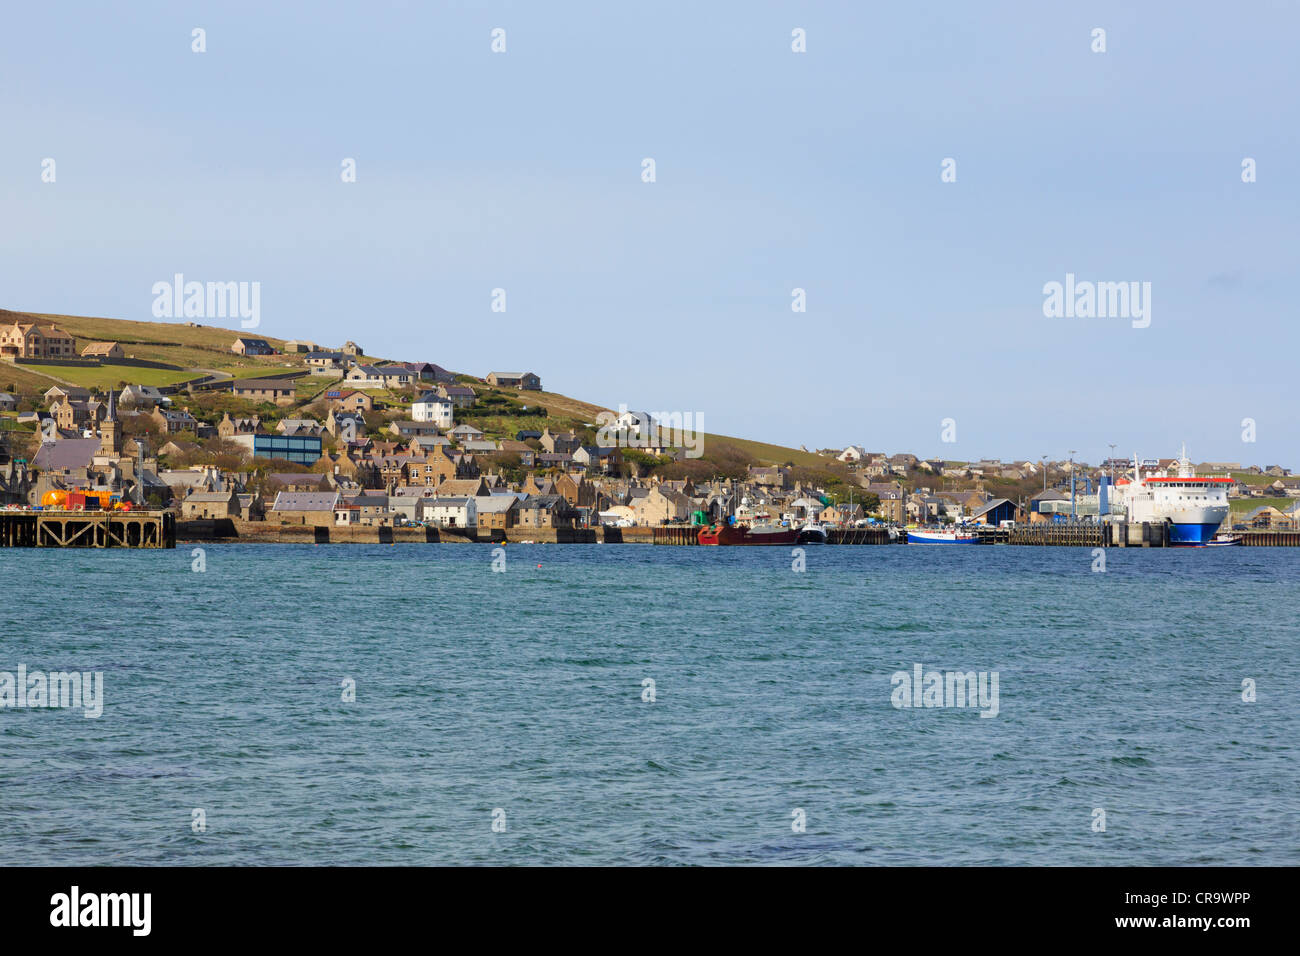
[1111,446,1231,546]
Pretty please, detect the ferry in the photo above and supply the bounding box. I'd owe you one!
[906,527,978,544]
[1111,446,1230,546]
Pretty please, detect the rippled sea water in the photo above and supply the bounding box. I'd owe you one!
[2,543,1296,865]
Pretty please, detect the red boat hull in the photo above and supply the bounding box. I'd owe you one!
[697,524,800,546]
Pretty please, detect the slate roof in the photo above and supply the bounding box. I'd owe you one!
[271,491,340,511]
[31,438,100,471]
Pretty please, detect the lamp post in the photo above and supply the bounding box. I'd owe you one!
[1069,450,1077,519]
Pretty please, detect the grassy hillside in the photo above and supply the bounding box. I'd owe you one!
[2,307,837,476]
[1230,496,1294,514]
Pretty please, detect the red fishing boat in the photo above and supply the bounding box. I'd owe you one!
[697,519,800,546]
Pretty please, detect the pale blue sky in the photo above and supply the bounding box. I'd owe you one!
[2,1,1297,464]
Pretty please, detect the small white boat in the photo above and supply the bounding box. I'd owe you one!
[1206,533,1242,547]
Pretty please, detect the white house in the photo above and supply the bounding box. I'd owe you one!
[423,496,476,528]
[788,496,825,520]
[838,445,866,463]
[119,384,169,408]
[411,394,454,427]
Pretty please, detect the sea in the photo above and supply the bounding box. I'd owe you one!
[1,543,1296,866]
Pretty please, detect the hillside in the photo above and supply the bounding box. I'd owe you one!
[1,307,852,484]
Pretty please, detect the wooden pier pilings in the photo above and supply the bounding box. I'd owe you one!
[652,525,702,545]
[1237,529,1300,546]
[827,527,896,545]
[0,510,175,549]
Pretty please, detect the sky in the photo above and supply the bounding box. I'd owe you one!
[2,1,1297,465]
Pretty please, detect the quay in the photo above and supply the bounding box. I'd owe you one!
[0,510,175,549]
[986,522,1169,547]
[647,521,1176,546]
[1237,529,1300,546]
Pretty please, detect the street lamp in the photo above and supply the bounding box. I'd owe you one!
[1069,450,1077,519]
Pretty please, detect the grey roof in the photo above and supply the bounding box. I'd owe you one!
[521,494,567,510]
[186,491,237,502]
[159,470,212,488]
[31,438,101,471]
[473,495,517,513]
[427,497,470,506]
[271,491,340,511]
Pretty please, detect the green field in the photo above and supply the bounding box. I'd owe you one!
[13,364,196,388]
[1229,496,1294,514]
[1229,471,1285,487]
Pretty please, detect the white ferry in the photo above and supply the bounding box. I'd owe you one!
[1111,446,1231,546]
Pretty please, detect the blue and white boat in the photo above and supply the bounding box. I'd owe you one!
[1111,446,1230,546]
[906,528,978,544]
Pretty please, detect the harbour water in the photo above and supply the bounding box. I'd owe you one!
[2,544,1296,865]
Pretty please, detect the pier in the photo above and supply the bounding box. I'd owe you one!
[0,510,175,549]
[983,522,1167,547]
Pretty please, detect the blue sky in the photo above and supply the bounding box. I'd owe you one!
[2,1,1297,464]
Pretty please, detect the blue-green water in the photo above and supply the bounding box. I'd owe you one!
[2,543,1296,865]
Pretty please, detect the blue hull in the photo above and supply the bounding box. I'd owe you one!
[1168,523,1221,546]
[907,532,978,544]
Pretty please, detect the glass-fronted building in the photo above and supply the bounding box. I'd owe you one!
[231,433,323,466]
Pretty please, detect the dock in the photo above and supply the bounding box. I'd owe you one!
[0,510,175,549]
[828,526,897,544]
[978,522,1167,546]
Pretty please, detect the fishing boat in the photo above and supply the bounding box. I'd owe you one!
[906,527,979,544]
[698,519,800,546]
[796,521,828,544]
[1206,532,1242,547]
